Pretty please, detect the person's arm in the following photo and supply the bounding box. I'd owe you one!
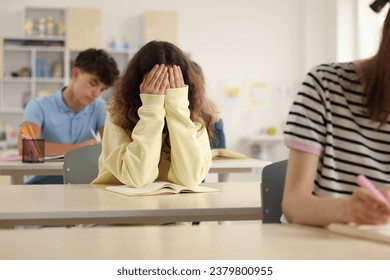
[164,65,211,186]
[17,122,98,156]
[98,64,169,187]
[99,96,167,187]
[282,148,390,226]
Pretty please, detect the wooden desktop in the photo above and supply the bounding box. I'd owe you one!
[1,223,389,259]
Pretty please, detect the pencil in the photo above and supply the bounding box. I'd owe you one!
[20,124,42,160]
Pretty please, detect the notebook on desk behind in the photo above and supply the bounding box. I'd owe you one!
[211,149,247,159]
[328,223,390,245]
[44,154,64,161]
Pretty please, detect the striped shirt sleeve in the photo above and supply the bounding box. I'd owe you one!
[284,66,328,156]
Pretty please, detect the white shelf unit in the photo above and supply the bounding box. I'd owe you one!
[1,37,66,112]
[1,40,135,111]
[0,7,135,147]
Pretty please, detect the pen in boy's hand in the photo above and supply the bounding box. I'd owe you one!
[96,131,101,142]
[356,175,390,206]
[90,128,99,141]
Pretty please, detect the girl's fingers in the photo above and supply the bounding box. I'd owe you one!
[169,65,185,88]
[160,73,169,92]
[155,67,168,90]
[169,67,175,88]
[144,64,159,85]
[141,65,168,94]
[146,64,165,87]
[175,65,185,87]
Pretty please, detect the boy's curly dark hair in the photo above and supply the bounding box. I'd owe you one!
[74,48,119,86]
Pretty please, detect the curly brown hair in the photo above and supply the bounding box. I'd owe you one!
[108,41,218,152]
[74,48,119,86]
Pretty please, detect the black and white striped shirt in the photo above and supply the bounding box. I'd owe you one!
[284,62,390,197]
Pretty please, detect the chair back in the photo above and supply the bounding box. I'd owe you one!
[63,144,102,184]
[261,160,288,223]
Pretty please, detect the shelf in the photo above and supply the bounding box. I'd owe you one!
[4,38,65,48]
[1,77,32,82]
[0,109,24,114]
[36,78,65,83]
[4,35,66,42]
[0,6,133,141]
[5,46,65,52]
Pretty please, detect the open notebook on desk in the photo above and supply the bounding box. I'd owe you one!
[106,181,219,197]
[328,223,390,245]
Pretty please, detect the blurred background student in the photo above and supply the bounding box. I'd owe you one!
[19,48,119,184]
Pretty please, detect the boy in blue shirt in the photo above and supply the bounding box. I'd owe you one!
[19,48,119,184]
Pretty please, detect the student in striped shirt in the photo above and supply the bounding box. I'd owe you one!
[282,6,390,226]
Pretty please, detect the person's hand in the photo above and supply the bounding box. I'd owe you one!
[167,65,185,89]
[348,186,390,225]
[140,64,168,95]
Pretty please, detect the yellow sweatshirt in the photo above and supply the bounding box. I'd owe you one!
[92,86,212,187]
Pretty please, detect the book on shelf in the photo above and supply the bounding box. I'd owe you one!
[211,148,248,159]
[327,223,390,244]
[105,181,220,197]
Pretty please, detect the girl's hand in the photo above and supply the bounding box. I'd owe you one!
[167,65,185,89]
[348,186,390,225]
[140,64,169,95]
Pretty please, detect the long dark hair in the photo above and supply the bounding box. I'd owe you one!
[109,40,218,152]
[363,8,390,125]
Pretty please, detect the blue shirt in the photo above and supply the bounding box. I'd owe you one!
[22,88,106,184]
[23,88,106,143]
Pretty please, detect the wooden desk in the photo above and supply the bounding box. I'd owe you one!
[0,223,389,259]
[0,161,63,184]
[0,158,270,184]
[0,182,261,227]
[209,158,270,181]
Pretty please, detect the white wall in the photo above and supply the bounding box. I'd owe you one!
[0,0,350,167]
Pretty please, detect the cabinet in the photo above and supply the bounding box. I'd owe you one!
[0,36,66,146]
